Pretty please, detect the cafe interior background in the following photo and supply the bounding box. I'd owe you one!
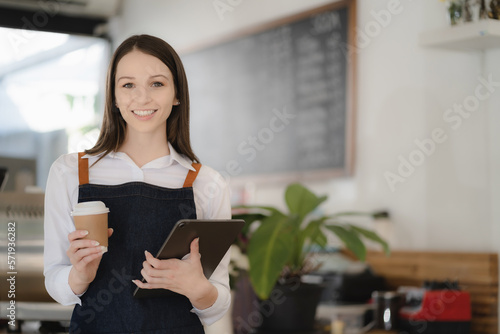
[0,0,499,333]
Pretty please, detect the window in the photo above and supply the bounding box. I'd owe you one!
[0,27,109,190]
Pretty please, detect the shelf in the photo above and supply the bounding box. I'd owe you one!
[419,19,500,51]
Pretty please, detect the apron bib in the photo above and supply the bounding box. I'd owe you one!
[70,153,204,334]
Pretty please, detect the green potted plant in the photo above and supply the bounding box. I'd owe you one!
[232,183,390,332]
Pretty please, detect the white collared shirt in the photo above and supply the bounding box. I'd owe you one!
[43,143,231,325]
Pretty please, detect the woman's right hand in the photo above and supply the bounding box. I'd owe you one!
[67,228,113,295]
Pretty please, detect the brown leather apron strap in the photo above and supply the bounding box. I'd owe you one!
[183,163,201,188]
[78,152,89,185]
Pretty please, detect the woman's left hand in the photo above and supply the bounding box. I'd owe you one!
[132,238,217,309]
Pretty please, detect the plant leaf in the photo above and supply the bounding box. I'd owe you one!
[328,211,373,219]
[325,225,366,261]
[313,230,328,248]
[233,205,284,215]
[232,205,285,235]
[349,225,390,256]
[285,183,327,220]
[301,218,328,249]
[287,219,328,272]
[231,213,266,236]
[247,212,294,300]
[292,219,319,269]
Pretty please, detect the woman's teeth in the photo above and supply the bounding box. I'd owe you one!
[132,109,156,116]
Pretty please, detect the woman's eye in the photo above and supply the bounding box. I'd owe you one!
[123,83,133,88]
[152,82,164,87]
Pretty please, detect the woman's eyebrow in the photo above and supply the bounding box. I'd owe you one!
[117,76,134,82]
[150,74,169,80]
[116,74,169,81]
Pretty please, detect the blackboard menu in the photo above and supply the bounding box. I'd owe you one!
[182,1,354,180]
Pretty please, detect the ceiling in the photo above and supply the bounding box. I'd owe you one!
[0,0,122,19]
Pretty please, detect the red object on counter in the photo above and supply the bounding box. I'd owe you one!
[399,290,471,322]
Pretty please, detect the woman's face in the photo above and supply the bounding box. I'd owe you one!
[114,49,178,137]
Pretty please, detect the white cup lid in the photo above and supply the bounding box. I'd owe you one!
[71,201,109,216]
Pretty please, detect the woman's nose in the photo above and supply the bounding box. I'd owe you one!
[132,86,152,103]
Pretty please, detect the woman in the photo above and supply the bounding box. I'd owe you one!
[44,35,231,333]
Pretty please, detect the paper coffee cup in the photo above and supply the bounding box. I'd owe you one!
[71,201,109,251]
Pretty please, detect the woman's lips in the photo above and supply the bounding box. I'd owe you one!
[132,109,156,116]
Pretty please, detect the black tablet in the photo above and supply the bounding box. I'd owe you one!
[133,219,245,298]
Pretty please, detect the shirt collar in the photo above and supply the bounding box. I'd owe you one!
[167,142,196,171]
[82,142,196,171]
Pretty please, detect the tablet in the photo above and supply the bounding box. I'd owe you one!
[133,219,245,298]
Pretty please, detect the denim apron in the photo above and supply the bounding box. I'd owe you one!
[70,152,205,334]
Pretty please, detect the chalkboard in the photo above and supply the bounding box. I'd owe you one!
[182,1,356,182]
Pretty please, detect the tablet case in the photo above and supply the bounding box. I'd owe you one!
[133,219,245,298]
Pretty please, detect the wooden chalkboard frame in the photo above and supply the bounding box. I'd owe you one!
[182,0,357,185]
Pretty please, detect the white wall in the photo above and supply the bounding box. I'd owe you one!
[110,0,334,51]
[486,48,500,255]
[110,0,500,253]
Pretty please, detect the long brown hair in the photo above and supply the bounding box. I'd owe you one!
[86,34,199,163]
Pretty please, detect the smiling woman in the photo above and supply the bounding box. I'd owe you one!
[115,52,177,135]
[43,34,232,334]
[85,35,199,167]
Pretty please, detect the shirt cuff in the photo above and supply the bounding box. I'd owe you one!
[191,284,231,326]
[48,266,83,306]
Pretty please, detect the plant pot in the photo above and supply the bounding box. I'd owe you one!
[257,281,324,332]
[232,271,259,334]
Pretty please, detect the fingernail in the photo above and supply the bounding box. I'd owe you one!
[101,246,108,253]
[93,241,100,246]
[82,230,89,236]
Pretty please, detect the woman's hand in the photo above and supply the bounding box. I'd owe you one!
[133,238,218,309]
[67,228,113,295]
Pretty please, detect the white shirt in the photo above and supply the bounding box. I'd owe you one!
[43,143,231,326]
